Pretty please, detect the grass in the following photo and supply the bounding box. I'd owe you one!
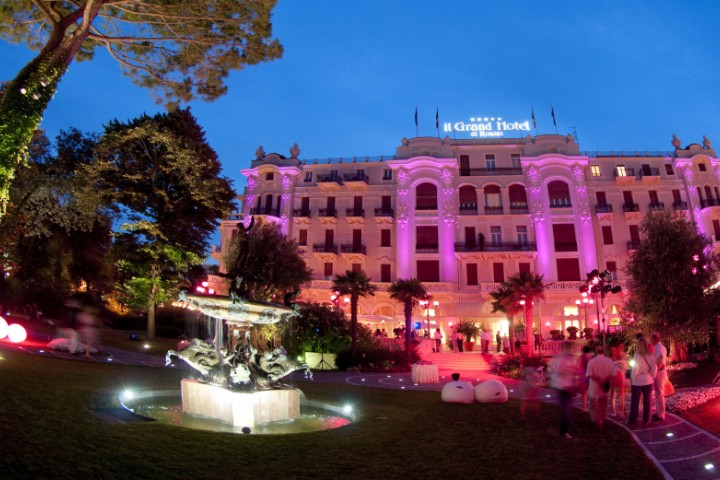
[0,348,663,480]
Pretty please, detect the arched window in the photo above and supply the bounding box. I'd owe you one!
[548,180,571,207]
[416,183,438,210]
[458,185,477,211]
[508,184,528,211]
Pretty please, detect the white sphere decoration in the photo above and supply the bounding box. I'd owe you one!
[475,379,509,403]
[0,316,8,339]
[7,323,27,343]
[441,380,476,404]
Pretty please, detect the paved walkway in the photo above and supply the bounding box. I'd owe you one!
[2,333,719,480]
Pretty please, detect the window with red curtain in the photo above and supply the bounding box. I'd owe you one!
[417,261,440,282]
[602,226,614,245]
[323,262,333,278]
[556,258,580,281]
[553,224,577,251]
[381,264,391,282]
[466,263,478,286]
[493,263,504,282]
[416,183,438,210]
[416,226,438,249]
[518,262,530,274]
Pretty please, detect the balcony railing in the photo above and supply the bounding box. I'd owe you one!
[318,208,337,217]
[549,198,572,208]
[595,204,613,213]
[622,203,640,213]
[292,209,312,217]
[249,207,281,216]
[346,208,365,217]
[637,167,660,179]
[484,206,504,215]
[614,168,636,178]
[313,243,338,254]
[459,168,523,176]
[416,244,439,253]
[316,173,343,185]
[340,244,367,255]
[627,241,641,251]
[672,201,688,211]
[509,204,529,214]
[648,202,665,212]
[701,199,720,208]
[454,242,536,252]
[554,242,578,252]
[342,172,369,184]
[374,208,394,217]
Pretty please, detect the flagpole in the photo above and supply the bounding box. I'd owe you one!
[436,106,440,138]
[532,107,538,137]
[551,104,558,135]
[415,106,418,138]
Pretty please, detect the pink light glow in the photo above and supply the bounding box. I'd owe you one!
[7,323,27,343]
[201,281,209,288]
[195,286,206,293]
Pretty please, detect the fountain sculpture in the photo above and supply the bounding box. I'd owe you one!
[167,291,312,428]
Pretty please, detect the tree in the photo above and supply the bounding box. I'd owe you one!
[623,210,719,361]
[221,218,312,303]
[287,302,351,357]
[0,0,282,216]
[489,285,522,354]
[91,108,236,337]
[388,278,427,358]
[493,271,545,354]
[332,270,377,354]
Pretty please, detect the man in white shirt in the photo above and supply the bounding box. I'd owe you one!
[651,332,668,421]
[586,346,617,430]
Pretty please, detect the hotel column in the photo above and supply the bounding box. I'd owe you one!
[279,173,296,236]
[526,167,552,278]
[395,169,412,279]
[244,174,258,215]
[440,168,459,282]
[680,165,705,234]
[572,165,598,273]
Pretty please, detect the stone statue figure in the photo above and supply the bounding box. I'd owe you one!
[671,134,682,149]
[290,143,300,159]
[255,145,265,160]
[401,137,409,146]
[704,135,712,149]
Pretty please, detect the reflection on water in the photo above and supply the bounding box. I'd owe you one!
[126,395,351,435]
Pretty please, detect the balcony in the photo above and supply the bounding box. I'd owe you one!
[292,209,312,218]
[595,204,613,213]
[374,208,394,217]
[249,207,281,217]
[345,208,365,218]
[313,243,338,254]
[549,198,572,209]
[672,201,688,211]
[637,167,660,184]
[459,204,479,215]
[416,244,439,253]
[455,242,536,252]
[622,203,640,213]
[342,172,369,190]
[627,241,640,251]
[614,168,636,185]
[318,208,337,218]
[340,244,367,255]
[316,173,343,191]
[509,204,529,214]
[554,242,578,252]
[648,202,665,212]
[701,199,720,209]
[484,206,504,215]
[459,167,523,176]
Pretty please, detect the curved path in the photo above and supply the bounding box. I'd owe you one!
[1,335,719,480]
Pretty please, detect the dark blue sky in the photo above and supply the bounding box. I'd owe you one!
[2,1,719,186]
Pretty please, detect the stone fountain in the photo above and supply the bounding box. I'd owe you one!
[167,291,312,429]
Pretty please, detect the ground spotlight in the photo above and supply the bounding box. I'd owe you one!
[7,323,27,343]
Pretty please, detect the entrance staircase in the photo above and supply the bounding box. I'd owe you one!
[423,352,496,374]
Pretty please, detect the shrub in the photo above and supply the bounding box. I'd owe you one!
[495,352,547,379]
[456,320,480,341]
[335,344,420,372]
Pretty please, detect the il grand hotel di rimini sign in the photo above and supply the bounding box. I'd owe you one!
[443,117,531,138]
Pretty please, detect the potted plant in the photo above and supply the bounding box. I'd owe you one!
[457,320,480,352]
[549,329,562,340]
[582,327,594,339]
[566,326,579,340]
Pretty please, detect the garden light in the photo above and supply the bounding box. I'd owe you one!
[7,323,27,343]
[343,405,353,415]
[121,390,134,401]
[705,463,715,471]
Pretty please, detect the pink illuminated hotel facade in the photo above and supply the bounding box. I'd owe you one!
[213,132,720,341]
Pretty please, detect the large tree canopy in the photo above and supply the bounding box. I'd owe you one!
[0,0,282,214]
[624,210,720,357]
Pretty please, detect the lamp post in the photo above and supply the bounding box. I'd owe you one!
[580,269,622,350]
[419,296,438,340]
[575,295,594,332]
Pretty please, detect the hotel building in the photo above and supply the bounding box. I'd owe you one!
[213,133,719,340]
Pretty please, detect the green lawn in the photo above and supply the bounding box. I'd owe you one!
[0,348,662,480]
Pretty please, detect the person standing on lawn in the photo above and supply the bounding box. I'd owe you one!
[586,346,617,430]
[628,336,657,426]
[651,332,668,421]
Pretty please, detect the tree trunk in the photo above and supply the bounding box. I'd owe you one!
[526,304,535,355]
[670,339,688,363]
[147,300,156,340]
[350,294,358,354]
[0,4,102,216]
[508,316,514,355]
[404,301,413,360]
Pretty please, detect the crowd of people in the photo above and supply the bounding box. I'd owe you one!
[543,332,668,438]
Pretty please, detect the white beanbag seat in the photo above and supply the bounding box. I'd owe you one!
[475,380,509,403]
[441,381,476,404]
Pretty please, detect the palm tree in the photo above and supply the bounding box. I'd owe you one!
[332,270,377,353]
[501,271,545,354]
[489,285,521,354]
[388,278,427,358]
